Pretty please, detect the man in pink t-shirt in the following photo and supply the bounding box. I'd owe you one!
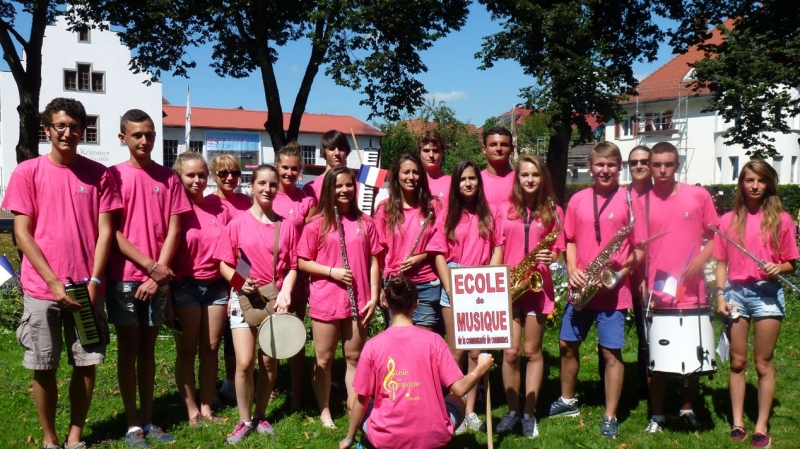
[302,130,353,202]
[106,109,191,446]
[2,98,122,449]
[639,142,719,435]
[549,142,642,440]
[418,130,451,201]
[480,127,515,205]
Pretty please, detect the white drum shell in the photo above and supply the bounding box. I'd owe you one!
[648,310,717,377]
[257,314,307,360]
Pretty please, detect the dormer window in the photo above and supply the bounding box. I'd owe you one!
[78,28,90,43]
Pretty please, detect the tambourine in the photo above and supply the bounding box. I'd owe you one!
[257,313,307,360]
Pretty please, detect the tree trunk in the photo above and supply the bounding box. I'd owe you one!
[15,99,40,163]
[546,116,573,204]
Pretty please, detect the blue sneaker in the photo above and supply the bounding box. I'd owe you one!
[549,398,580,417]
[145,425,174,444]
[601,416,619,439]
[124,429,150,448]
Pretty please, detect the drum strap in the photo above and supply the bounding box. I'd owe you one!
[522,207,533,256]
[272,220,279,281]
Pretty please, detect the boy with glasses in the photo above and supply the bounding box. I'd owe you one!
[3,98,122,449]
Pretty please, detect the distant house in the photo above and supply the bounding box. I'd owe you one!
[604,21,800,185]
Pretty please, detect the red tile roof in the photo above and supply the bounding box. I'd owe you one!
[627,19,734,104]
[163,105,384,137]
[400,119,480,135]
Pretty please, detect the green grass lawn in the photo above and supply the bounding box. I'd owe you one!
[1,234,800,448]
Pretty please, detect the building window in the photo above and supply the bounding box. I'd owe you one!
[163,140,179,169]
[301,145,316,166]
[82,116,99,143]
[189,141,204,152]
[730,156,739,181]
[772,156,783,178]
[78,28,90,42]
[64,64,105,93]
[39,125,48,142]
[791,156,797,183]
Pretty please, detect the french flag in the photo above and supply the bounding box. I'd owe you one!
[0,254,16,287]
[356,164,388,188]
[651,269,687,304]
[230,247,252,291]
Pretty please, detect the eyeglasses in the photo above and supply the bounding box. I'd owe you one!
[628,159,649,167]
[50,123,82,135]
[216,170,242,178]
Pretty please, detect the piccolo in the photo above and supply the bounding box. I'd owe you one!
[334,207,359,321]
[708,224,800,294]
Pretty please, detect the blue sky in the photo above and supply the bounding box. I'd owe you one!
[4,4,679,127]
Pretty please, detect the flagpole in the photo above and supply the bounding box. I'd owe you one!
[185,85,191,150]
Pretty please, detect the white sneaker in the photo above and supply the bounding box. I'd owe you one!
[645,419,664,434]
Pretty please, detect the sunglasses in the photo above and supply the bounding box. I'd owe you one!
[216,170,242,178]
[628,159,649,167]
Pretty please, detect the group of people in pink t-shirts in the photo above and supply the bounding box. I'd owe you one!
[5,97,796,449]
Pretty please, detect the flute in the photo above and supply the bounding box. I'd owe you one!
[708,224,800,294]
[334,207,359,321]
[407,211,434,259]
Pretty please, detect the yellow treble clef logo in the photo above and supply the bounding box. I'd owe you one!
[383,357,399,401]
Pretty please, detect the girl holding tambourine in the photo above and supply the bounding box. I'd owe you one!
[434,159,503,435]
[373,154,446,332]
[714,160,798,448]
[214,164,299,445]
[298,166,382,429]
[272,142,317,411]
[496,155,564,438]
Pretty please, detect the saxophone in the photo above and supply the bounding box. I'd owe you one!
[509,198,562,302]
[566,188,634,307]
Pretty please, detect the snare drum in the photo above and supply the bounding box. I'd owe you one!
[257,313,307,360]
[647,307,717,377]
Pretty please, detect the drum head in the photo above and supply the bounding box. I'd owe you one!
[257,314,307,360]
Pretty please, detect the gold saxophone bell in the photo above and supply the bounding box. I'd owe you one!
[530,271,543,293]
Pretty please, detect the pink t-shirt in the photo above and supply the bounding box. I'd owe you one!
[427,173,451,201]
[438,206,504,266]
[214,212,298,289]
[212,192,252,218]
[373,200,446,283]
[174,199,231,280]
[2,155,122,299]
[298,214,382,320]
[107,162,191,282]
[353,325,464,449]
[714,210,799,283]
[564,187,639,310]
[480,169,514,206]
[272,189,316,235]
[302,178,323,203]
[500,202,566,313]
[636,184,719,309]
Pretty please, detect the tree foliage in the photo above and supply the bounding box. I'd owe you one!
[0,0,63,163]
[477,0,664,201]
[75,0,469,151]
[377,121,416,170]
[661,0,800,158]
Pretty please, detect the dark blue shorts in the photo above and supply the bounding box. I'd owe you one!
[558,303,625,349]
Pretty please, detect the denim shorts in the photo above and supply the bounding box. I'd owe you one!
[413,279,443,327]
[228,290,249,330]
[106,282,168,327]
[726,280,785,318]
[558,303,625,349]
[172,277,229,308]
[17,294,107,370]
[440,262,461,307]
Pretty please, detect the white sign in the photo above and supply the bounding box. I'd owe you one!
[451,265,513,350]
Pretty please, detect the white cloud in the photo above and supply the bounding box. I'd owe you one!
[290,65,299,74]
[424,90,468,103]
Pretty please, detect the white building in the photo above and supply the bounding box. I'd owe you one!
[605,24,800,185]
[0,15,164,187]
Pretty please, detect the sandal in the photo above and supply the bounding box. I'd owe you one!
[189,414,205,428]
[321,419,337,429]
[201,412,228,424]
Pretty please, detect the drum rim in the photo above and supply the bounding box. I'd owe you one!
[649,306,713,316]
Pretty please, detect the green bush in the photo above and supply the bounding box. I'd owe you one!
[0,279,23,330]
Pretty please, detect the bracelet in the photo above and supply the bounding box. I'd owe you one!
[329,267,333,278]
[89,277,102,286]
[715,288,725,297]
[147,261,159,275]
[343,437,353,445]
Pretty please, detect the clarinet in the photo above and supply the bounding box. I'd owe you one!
[334,207,359,321]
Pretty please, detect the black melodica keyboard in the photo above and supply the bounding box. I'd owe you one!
[65,278,101,345]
